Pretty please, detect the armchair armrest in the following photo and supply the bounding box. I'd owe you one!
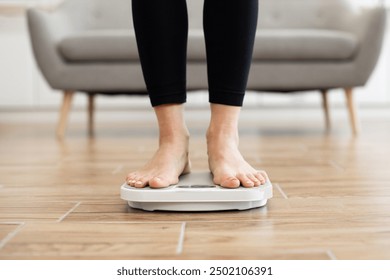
[26,7,74,88]
[340,6,386,85]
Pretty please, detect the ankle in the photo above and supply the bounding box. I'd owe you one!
[206,125,239,144]
[159,127,190,146]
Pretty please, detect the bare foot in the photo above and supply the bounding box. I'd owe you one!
[126,135,190,188]
[126,104,190,188]
[207,128,268,188]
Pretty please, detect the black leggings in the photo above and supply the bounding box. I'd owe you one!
[132,0,258,107]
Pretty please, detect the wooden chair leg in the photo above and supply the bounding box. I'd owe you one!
[87,93,95,137]
[56,90,74,139]
[344,87,360,136]
[321,89,331,132]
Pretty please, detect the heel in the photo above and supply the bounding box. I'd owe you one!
[182,160,191,175]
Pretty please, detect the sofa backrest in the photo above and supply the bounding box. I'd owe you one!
[59,0,133,30]
[58,0,355,30]
[258,0,355,30]
[187,0,356,30]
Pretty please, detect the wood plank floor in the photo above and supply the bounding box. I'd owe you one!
[0,108,390,259]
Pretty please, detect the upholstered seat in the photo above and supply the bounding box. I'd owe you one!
[58,30,138,62]
[253,29,358,61]
[59,28,358,63]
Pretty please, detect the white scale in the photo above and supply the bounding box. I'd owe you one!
[121,172,272,212]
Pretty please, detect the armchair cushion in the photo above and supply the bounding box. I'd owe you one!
[58,30,139,62]
[253,29,358,61]
[58,28,358,63]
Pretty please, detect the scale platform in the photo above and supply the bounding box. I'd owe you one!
[120,172,272,212]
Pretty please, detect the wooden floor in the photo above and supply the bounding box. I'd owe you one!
[0,108,390,260]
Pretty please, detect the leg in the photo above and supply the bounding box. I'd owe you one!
[204,0,268,187]
[321,90,331,132]
[344,87,360,135]
[132,0,188,106]
[127,0,190,188]
[203,0,258,106]
[87,93,95,137]
[56,90,74,139]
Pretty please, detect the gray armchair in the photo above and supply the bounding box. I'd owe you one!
[27,0,386,137]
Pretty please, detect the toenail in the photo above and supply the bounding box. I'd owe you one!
[135,181,142,185]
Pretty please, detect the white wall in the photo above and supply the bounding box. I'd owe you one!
[0,0,390,110]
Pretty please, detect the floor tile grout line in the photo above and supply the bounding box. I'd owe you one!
[0,222,25,250]
[176,222,186,255]
[266,248,332,254]
[326,249,337,260]
[0,200,82,204]
[81,221,185,224]
[57,202,82,222]
[328,160,345,171]
[0,222,25,225]
[274,183,288,199]
[111,165,124,175]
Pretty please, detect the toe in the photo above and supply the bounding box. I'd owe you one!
[149,176,171,188]
[237,173,254,188]
[126,173,136,185]
[127,179,136,187]
[220,176,240,188]
[131,175,143,187]
[247,173,260,186]
[255,171,268,185]
[255,172,266,185]
[260,171,269,182]
[130,180,137,187]
[134,176,149,188]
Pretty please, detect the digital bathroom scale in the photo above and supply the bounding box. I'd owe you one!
[120,172,272,212]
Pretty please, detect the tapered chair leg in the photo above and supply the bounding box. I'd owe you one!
[321,89,331,132]
[87,93,95,137]
[344,87,360,136]
[56,90,74,139]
